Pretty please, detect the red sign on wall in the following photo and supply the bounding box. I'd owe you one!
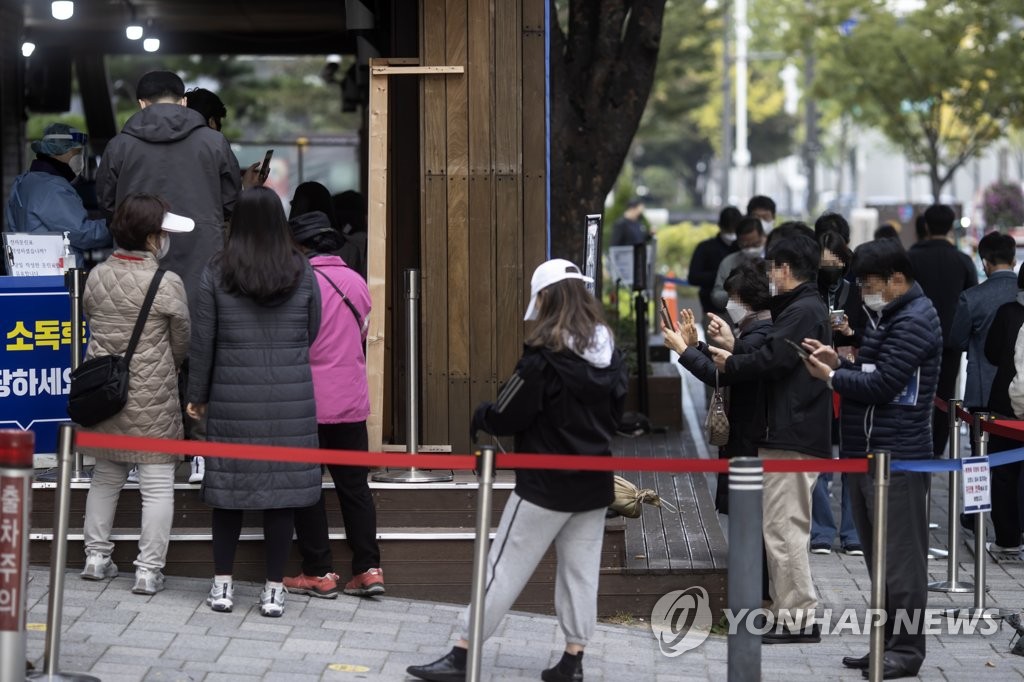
[0,473,30,632]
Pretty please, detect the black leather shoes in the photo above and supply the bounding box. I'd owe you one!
[860,656,919,679]
[842,653,869,669]
[406,651,466,682]
[761,623,821,644]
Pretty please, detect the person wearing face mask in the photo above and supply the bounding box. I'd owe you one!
[664,260,771,513]
[747,194,777,234]
[5,123,112,262]
[709,228,832,644]
[76,193,192,596]
[710,216,766,311]
[689,206,741,320]
[801,238,940,679]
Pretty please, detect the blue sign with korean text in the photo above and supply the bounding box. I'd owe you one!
[0,276,83,455]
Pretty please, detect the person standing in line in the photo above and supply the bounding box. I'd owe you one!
[710,229,831,644]
[802,238,940,679]
[408,259,627,682]
[78,194,191,595]
[710,216,767,311]
[282,208,385,599]
[906,204,978,457]
[746,194,777,232]
[610,198,648,246]
[5,123,112,259]
[689,206,741,321]
[186,187,322,618]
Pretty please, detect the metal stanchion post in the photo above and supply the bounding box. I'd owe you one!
[466,445,496,682]
[868,450,890,682]
[29,424,99,681]
[727,458,762,682]
[373,269,452,483]
[67,269,90,483]
[930,399,973,593]
[972,414,990,614]
[0,431,34,681]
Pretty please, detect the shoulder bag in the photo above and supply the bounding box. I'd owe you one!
[704,370,730,447]
[66,269,165,427]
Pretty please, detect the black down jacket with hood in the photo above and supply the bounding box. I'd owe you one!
[472,326,628,512]
[96,103,242,311]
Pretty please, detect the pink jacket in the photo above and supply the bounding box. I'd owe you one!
[308,254,371,423]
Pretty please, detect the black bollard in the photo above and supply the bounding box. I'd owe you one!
[727,457,763,681]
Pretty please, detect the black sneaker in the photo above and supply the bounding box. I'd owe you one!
[542,651,583,682]
[762,623,821,644]
[810,543,832,555]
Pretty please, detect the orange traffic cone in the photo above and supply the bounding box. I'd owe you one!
[663,271,679,331]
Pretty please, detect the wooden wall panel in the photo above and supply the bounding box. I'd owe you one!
[421,0,449,445]
[467,0,496,418]
[521,4,547,312]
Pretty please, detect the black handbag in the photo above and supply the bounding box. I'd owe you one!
[66,270,165,427]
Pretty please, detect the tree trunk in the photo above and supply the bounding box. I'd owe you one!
[929,166,943,204]
[549,0,667,261]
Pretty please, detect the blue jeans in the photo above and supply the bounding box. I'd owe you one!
[810,473,860,548]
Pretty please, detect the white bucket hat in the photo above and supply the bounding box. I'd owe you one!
[523,258,593,321]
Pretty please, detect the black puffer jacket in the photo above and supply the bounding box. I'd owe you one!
[187,260,323,510]
[984,296,1024,419]
[832,283,941,460]
[473,328,627,512]
[724,282,833,458]
[679,315,771,458]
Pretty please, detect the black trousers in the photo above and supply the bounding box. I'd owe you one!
[212,507,294,582]
[988,434,1024,547]
[293,421,381,576]
[848,471,928,672]
[931,350,962,457]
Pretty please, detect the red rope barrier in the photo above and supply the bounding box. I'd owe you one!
[75,431,871,475]
[933,396,975,425]
[983,419,1024,442]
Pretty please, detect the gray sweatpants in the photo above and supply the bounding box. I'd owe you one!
[457,492,606,646]
[83,459,175,571]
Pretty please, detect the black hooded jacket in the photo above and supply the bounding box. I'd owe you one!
[473,336,627,512]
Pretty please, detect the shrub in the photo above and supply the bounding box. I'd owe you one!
[982,181,1024,231]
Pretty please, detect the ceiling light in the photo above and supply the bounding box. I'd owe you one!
[126,24,143,40]
[21,42,36,58]
[143,37,160,52]
[51,1,74,20]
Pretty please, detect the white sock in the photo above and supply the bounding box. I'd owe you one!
[266,580,284,590]
[214,574,232,584]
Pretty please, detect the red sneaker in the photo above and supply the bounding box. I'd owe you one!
[344,568,385,597]
[283,572,339,599]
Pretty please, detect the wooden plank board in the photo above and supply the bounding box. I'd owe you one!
[422,175,450,445]
[521,24,547,280]
[494,175,523,378]
[467,0,496,416]
[493,0,521,173]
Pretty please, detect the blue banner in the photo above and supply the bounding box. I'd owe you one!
[0,275,83,455]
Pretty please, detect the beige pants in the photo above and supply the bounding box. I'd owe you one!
[760,448,818,629]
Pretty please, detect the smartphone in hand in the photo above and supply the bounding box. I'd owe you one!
[258,149,274,183]
[659,297,674,330]
[784,337,810,360]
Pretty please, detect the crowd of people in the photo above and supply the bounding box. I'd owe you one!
[673,195,1024,679]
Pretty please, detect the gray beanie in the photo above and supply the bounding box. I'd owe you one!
[30,123,88,156]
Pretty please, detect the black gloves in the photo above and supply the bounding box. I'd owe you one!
[470,402,492,444]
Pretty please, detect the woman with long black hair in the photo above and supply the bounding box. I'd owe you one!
[186,186,322,618]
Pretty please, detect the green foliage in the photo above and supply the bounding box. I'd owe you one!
[656,221,719,276]
[26,114,87,140]
[792,0,1024,199]
[983,182,1024,231]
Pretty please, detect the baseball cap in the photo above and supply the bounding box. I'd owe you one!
[523,258,593,321]
[161,212,195,233]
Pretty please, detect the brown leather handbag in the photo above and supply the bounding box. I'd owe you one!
[704,370,730,447]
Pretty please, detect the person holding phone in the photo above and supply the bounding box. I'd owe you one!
[708,228,832,644]
[801,238,939,678]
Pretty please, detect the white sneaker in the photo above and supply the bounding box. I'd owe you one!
[80,553,118,581]
[206,578,234,612]
[126,466,139,484]
[132,568,165,595]
[987,542,1023,554]
[259,583,285,618]
[189,456,205,484]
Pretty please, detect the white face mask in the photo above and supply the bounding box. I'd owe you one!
[726,299,748,324]
[768,281,778,297]
[154,232,170,259]
[742,246,763,259]
[721,232,737,244]
[760,219,774,233]
[68,153,84,176]
[863,293,887,312]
